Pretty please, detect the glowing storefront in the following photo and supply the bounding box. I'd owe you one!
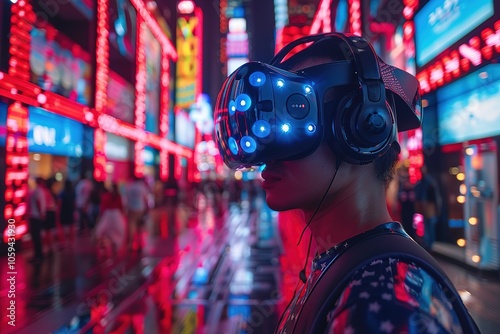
[0,0,192,244]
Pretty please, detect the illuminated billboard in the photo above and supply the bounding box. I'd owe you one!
[437,64,500,144]
[176,14,201,108]
[30,25,93,105]
[28,107,84,157]
[175,108,196,149]
[414,0,494,68]
[107,71,135,124]
[143,26,161,135]
[0,102,6,147]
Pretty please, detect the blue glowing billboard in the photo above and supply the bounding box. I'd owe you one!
[0,102,6,147]
[414,0,494,68]
[437,64,500,145]
[28,107,84,157]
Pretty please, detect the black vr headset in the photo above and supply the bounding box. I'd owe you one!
[214,33,422,169]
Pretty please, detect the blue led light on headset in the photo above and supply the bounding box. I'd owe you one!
[214,33,422,169]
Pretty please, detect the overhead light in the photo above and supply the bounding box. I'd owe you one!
[178,0,195,14]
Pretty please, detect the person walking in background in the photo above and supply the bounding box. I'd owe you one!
[94,183,126,258]
[88,180,105,232]
[414,165,443,250]
[28,177,47,263]
[59,179,76,247]
[42,178,59,255]
[124,175,150,251]
[75,174,93,233]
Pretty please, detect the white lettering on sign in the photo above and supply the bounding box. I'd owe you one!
[428,0,459,27]
[33,125,56,147]
[459,44,482,66]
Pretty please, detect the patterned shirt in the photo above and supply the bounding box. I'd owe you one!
[276,223,463,334]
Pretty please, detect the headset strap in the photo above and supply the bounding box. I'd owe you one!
[291,231,480,333]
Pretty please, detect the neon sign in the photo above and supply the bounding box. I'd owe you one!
[414,0,494,67]
[134,18,147,177]
[159,52,171,180]
[348,0,362,36]
[406,128,424,184]
[176,15,200,108]
[417,20,500,93]
[3,0,33,242]
[310,0,332,35]
[1,0,191,210]
[4,102,29,241]
[94,128,107,181]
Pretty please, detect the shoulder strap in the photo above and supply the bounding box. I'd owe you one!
[293,232,480,333]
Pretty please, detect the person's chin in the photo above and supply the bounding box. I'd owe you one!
[264,191,292,212]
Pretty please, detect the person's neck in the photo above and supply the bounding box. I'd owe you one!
[304,186,393,254]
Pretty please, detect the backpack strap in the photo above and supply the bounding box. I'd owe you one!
[292,231,480,333]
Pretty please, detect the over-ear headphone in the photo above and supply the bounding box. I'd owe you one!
[327,34,396,164]
[214,33,421,169]
[271,33,396,164]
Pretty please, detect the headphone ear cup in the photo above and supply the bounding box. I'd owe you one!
[331,90,394,164]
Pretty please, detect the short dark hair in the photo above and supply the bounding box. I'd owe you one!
[374,142,400,187]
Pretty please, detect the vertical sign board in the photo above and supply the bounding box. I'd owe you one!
[175,14,199,109]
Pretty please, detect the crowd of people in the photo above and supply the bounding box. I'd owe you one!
[26,174,154,263]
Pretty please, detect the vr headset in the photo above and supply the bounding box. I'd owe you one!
[214,33,422,169]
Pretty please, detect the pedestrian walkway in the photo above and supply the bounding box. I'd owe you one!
[0,202,198,334]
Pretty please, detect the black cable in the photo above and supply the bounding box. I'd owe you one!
[275,159,343,331]
[296,159,342,284]
[299,233,313,283]
[296,158,342,246]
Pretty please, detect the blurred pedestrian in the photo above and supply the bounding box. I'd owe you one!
[75,173,93,233]
[88,180,105,231]
[28,177,46,263]
[95,183,126,257]
[414,165,442,250]
[42,178,59,254]
[59,179,76,246]
[124,175,150,251]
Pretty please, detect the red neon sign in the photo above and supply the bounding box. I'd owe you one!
[94,129,107,181]
[310,0,332,35]
[159,52,171,181]
[417,20,500,93]
[4,102,29,241]
[348,0,362,36]
[3,0,33,242]
[129,0,177,61]
[134,18,147,178]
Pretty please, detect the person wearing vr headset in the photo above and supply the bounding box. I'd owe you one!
[214,33,479,333]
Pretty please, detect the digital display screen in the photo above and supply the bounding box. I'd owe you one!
[144,25,161,135]
[143,146,159,166]
[28,107,84,157]
[30,25,93,105]
[414,0,494,68]
[0,102,6,147]
[108,0,136,60]
[105,133,132,161]
[437,64,500,144]
[175,109,196,149]
[107,71,135,124]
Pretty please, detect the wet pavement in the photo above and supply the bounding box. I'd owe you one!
[1,195,499,334]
